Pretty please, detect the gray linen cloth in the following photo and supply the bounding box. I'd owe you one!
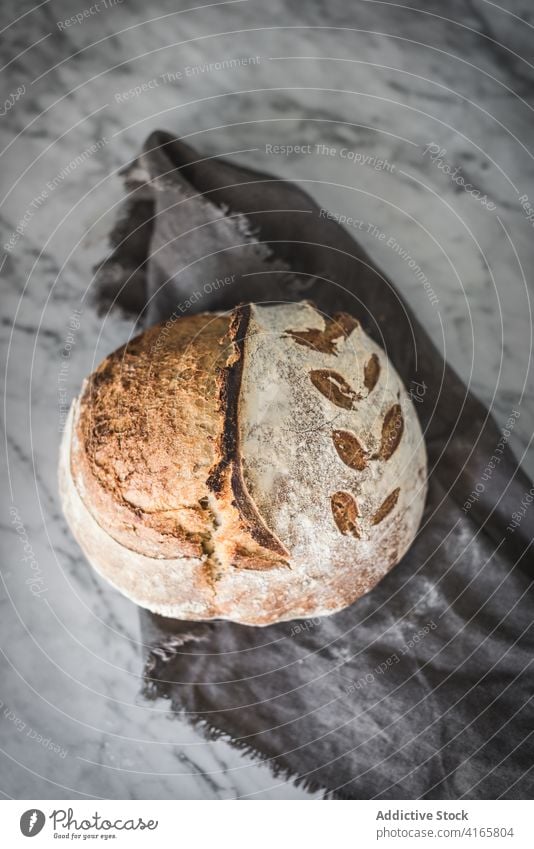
[95,131,533,799]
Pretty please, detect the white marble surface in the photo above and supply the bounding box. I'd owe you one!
[1,0,533,799]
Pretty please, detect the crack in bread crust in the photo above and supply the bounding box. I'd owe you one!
[206,305,249,496]
[207,305,290,561]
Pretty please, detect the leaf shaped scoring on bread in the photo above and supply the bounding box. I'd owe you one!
[372,488,400,525]
[284,312,403,539]
[374,403,404,460]
[364,353,380,392]
[331,491,360,538]
[332,429,368,471]
[284,312,359,354]
[309,369,360,409]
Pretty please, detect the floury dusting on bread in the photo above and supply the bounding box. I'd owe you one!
[59,302,427,625]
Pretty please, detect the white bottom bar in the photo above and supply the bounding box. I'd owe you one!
[1,799,531,848]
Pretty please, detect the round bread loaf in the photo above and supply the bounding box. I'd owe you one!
[59,302,427,625]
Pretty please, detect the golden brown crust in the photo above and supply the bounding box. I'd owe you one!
[71,310,288,571]
[72,314,230,559]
